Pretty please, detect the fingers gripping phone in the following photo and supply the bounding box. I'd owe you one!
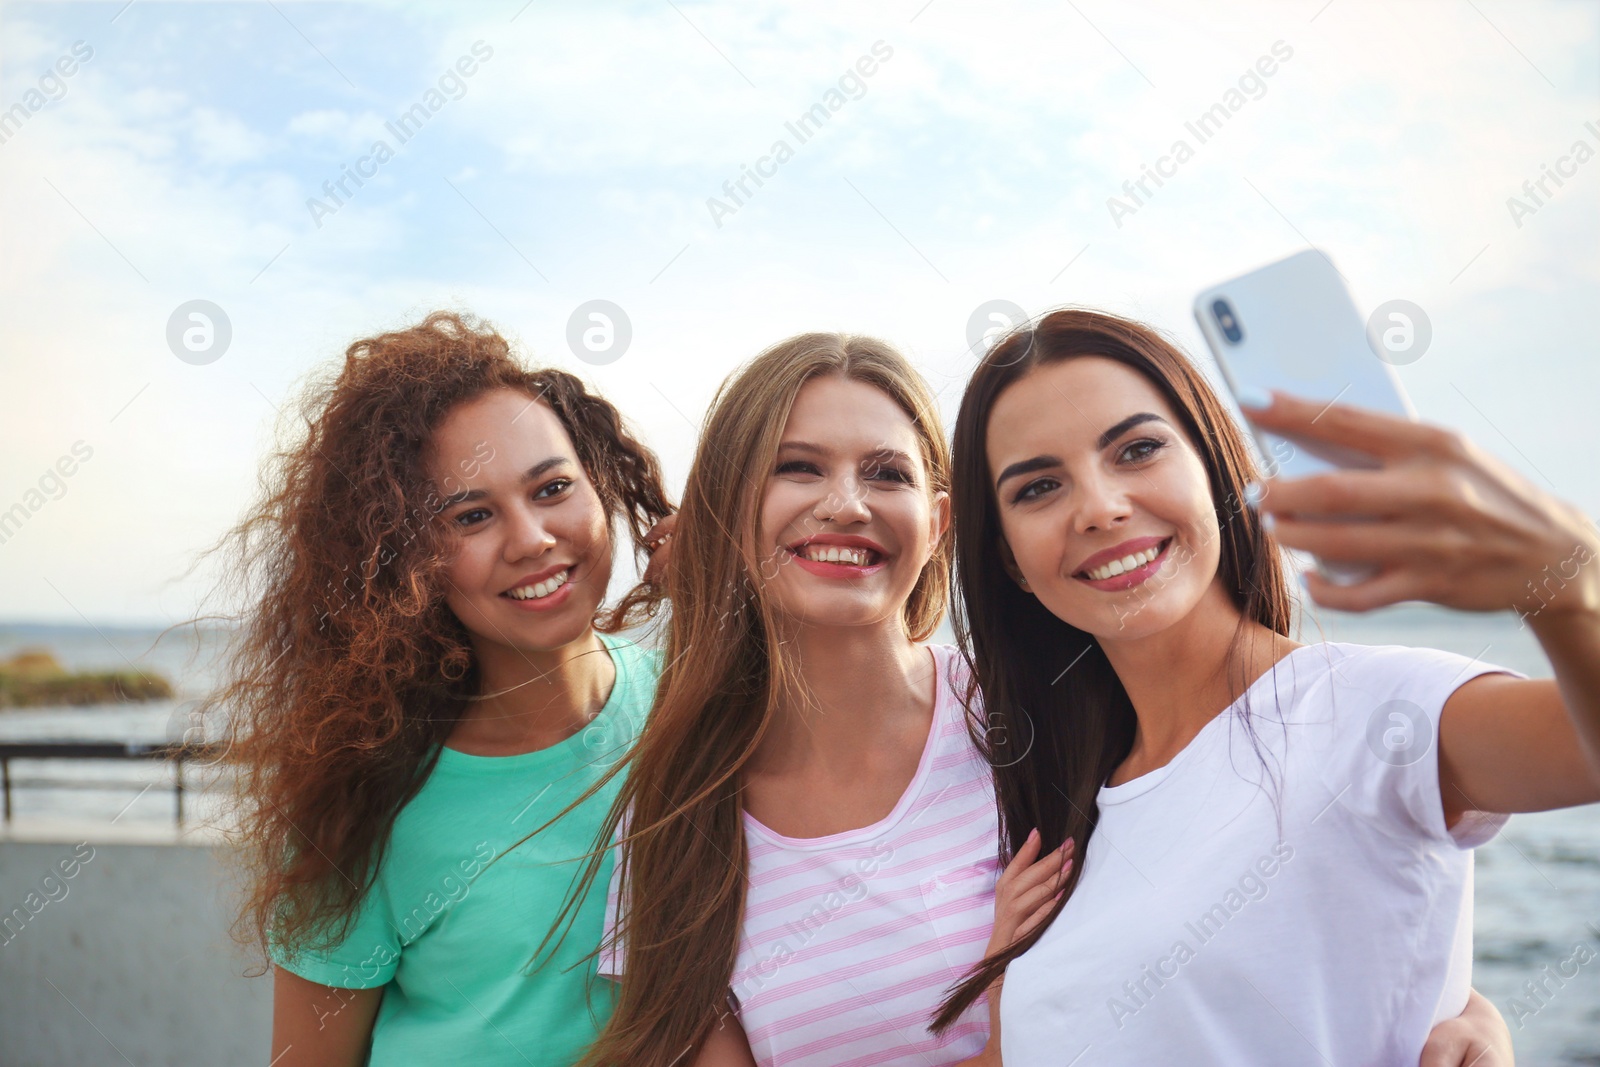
[1193,249,1417,585]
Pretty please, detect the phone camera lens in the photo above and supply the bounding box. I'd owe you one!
[1212,299,1244,344]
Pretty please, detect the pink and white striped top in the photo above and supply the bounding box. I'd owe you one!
[602,643,1001,1067]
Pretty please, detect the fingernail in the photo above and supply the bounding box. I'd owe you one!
[1261,512,1276,532]
[1237,386,1272,411]
[1027,828,1039,843]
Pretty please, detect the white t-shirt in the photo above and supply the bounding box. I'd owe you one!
[1001,642,1514,1067]
[602,643,998,1066]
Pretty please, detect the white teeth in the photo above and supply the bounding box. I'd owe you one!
[1085,543,1164,582]
[797,544,872,566]
[505,568,571,600]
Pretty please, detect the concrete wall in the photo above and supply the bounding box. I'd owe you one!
[0,830,270,1067]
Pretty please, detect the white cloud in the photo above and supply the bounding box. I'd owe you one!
[285,106,386,149]
[1,0,1595,622]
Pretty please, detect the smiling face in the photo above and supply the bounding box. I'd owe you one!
[756,375,949,632]
[986,356,1225,642]
[426,387,613,654]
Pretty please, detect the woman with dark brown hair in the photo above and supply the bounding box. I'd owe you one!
[207,311,672,1066]
[937,308,1600,1064]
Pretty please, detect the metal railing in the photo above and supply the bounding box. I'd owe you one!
[0,741,223,827]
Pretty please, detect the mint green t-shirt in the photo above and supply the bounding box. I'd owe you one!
[271,633,658,1066]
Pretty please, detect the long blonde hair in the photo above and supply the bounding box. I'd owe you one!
[567,332,952,1064]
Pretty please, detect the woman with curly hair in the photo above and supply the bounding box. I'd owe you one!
[204,311,672,1066]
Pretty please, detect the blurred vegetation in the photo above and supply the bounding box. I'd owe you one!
[0,648,174,708]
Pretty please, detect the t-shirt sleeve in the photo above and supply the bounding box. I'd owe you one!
[1313,644,1523,850]
[268,879,403,990]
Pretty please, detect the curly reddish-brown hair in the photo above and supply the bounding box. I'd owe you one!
[205,310,672,962]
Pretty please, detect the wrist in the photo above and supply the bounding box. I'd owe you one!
[1521,581,1600,631]
[1523,605,1600,662]
[1516,537,1600,628]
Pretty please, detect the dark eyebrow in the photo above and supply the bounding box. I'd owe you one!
[994,414,1171,492]
[520,456,575,482]
[995,455,1061,492]
[1097,413,1168,449]
[439,456,574,507]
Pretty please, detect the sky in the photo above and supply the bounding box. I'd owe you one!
[0,0,1596,625]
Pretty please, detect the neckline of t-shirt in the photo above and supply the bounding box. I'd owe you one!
[741,643,951,851]
[433,632,634,776]
[1098,642,1325,805]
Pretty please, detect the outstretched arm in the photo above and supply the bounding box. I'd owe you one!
[1246,393,1600,814]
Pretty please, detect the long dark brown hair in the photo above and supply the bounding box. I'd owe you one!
[933,308,1292,1028]
[207,310,671,963]
[552,333,952,1065]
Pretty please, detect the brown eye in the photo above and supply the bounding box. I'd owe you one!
[1013,477,1060,503]
[867,465,913,484]
[1119,438,1165,463]
[534,478,573,500]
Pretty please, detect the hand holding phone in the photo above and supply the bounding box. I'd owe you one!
[1238,389,1600,624]
[1193,249,1416,584]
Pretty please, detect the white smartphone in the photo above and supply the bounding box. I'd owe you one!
[1193,248,1416,584]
